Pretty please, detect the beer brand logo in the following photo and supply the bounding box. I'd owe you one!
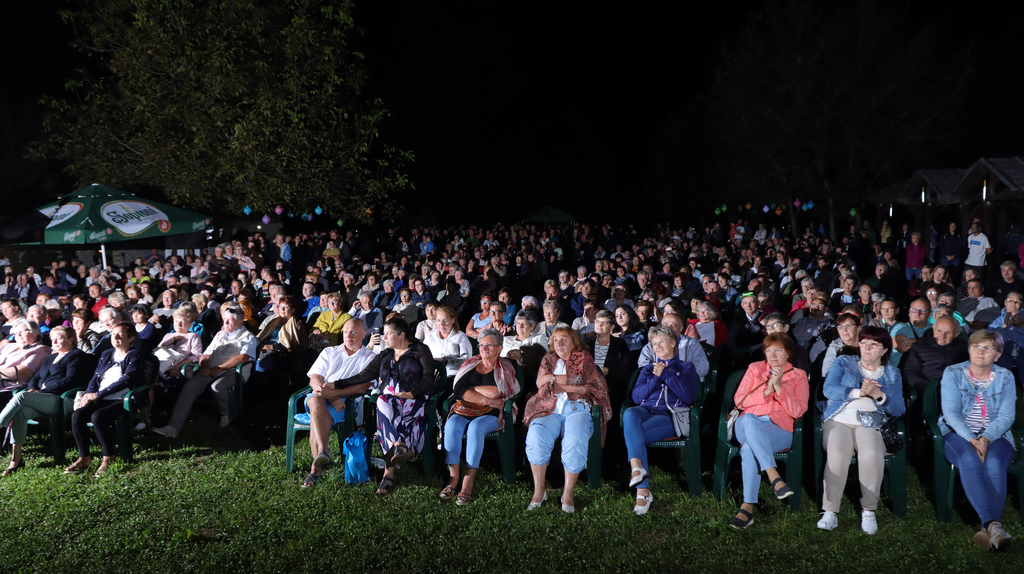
[43,203,84,229]
[63,231,78,243]
[100,201,170,236]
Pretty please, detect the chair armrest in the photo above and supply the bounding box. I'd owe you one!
[288,385,313,417]
[122,385,151,412]
[60,386,86,400]
[179,362,198,377]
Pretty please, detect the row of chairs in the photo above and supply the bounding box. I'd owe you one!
[13,354,250,464]
[283,353,1024,524]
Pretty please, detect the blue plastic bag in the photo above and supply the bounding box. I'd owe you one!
[342,431,370,485]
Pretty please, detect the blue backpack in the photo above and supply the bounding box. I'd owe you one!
[342,431,370,485]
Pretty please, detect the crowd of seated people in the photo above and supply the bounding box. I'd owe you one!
[0,218,1022,549]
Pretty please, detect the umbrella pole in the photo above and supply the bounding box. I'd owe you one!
[101,243,107,269]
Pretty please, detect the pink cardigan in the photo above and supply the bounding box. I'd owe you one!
[733,360,809,433]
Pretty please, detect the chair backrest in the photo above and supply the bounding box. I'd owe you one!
[922,379,942,425]
[432,359,448,396]
[719,370,747,419]
[141,353,161,386]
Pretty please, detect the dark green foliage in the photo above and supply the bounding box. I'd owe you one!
[31,0,412,222]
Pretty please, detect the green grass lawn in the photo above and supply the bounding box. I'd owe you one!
[1,414,1022,574]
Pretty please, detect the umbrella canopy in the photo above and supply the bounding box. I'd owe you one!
[27,184,211,245]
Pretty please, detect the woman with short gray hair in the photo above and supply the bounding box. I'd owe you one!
[441,328,520,505]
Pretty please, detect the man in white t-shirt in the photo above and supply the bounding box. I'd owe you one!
[155,303,258,437]
[965,222,992,277]
[301,319,376,487]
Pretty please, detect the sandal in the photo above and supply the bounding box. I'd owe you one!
[628,467,648,488]
[94,458,115,478]
[64,457,92,474]
[302,473,321,489]
[1,458,25,477]
[376,476,394,495]
[312,451,332,471]
[456,492,473,506]
[391,445,413,465]
[439,485,457,500]
[729,508,755,530]
[771,477,794,500]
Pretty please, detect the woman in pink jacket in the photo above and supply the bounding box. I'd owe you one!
[728,333,809,529]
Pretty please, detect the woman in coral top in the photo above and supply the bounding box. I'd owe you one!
[729,333,809,529]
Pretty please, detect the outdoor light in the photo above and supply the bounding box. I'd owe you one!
[889,203,893,217]
[314,205,324,215]
[262,214,271,225]
[850,208,857,217]
[807,200,814,210]
[337,219,344,227]
[274,206,283,215]
[794,199,802,208]
[763,205,769,213]
[921,186,925,203]
[982,179,987,201]
[243,205,252,215]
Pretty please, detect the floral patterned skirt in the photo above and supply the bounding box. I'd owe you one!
[375,391,428,454]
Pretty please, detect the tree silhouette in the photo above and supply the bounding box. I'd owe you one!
[702,0,972,238]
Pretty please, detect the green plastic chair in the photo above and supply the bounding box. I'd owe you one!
[18,386,85,465]
[285,385,359,472]
[922,379,1024,523]
[712,369,803,509]
[619,367,705,496]
[441,362,524,484]
[812,381,908,517]
[519,398,605,489]
[111,353,159,463]
[700,342,720,396]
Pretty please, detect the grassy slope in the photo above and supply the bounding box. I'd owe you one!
[1,416,1022,574]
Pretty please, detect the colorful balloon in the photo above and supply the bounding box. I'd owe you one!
[314,205,324,216]
[261,214,271,225]
[243,205,252,215]
[274,206,283,215]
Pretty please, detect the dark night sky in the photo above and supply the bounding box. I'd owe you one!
[3,1,1023,225]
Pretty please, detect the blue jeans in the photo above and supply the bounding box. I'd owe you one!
[525,400,593,473]
[444,414,499,468]
[622,406,676,489]
[735,414,793,504]
[905,267,921,282]
[944,434,1014,524]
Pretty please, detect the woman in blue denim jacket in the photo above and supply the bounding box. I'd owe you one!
[818,326,904,535]
[938,329,1016,551]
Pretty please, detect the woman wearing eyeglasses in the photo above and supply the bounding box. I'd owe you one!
[424,305,472,378]
[938,329,1016,550]
[820,313,861,378]
[818,326,904,535]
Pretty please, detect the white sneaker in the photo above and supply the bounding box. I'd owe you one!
[219,415,231,428]
[861,511,877,535]
[153,425,178,438]
[817,511,838,531]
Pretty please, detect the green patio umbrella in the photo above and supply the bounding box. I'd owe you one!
[29,184,212,267]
